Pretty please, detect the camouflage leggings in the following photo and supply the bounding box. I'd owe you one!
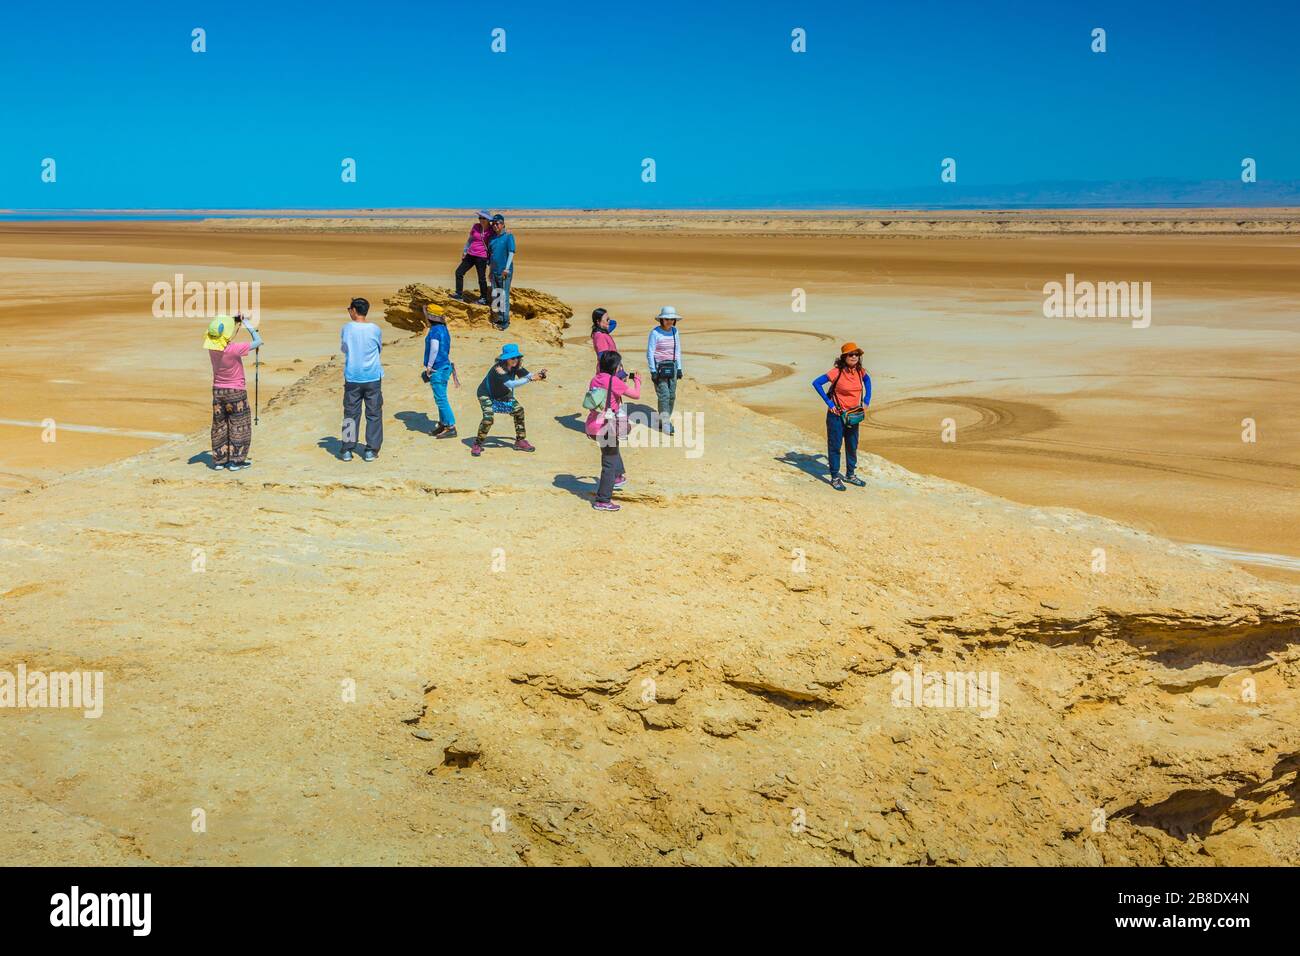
[475,394,526,443]
[211,388,252,465]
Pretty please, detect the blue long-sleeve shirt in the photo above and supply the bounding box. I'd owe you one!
[423,323,451,370]
[813,369,871,410]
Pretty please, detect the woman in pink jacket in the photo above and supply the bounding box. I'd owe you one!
[452,210,492,304]
[590,308,623,374]
[585,350,641,512]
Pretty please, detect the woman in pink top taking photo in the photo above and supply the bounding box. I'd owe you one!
[585,350,641,512]
[204,313,262,472]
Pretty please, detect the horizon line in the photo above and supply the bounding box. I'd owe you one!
[5,204,1300,217]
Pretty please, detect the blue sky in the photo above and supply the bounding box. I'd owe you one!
[1,0,1297,208]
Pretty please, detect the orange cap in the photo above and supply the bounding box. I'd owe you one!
[840,342,863,355]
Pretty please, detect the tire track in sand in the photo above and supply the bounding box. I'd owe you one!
[564,326,830,391]
[865,396,1299,490]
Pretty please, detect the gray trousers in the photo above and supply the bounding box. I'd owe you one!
[343,379,383,452]
[596,443,624,503]
[654,374,677,418]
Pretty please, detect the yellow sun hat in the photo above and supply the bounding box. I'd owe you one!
[203,315,235,351]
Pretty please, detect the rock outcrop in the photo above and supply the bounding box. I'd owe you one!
[383,283,572,345]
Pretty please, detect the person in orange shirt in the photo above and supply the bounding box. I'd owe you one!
[811,342,872,491]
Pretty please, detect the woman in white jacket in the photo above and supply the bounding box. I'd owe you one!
[646,306,684,434]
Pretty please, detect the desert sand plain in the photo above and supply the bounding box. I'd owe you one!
[0,214,1298,865]
[2,215,1298,575]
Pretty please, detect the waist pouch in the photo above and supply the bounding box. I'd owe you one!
[654,361,678,381]
[491,398,516,413]
[840,406,866,427]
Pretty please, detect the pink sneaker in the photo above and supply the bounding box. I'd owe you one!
[592,501,621,512]
[514,439,535,452]
[614,474,627,489]
[470,442,484,457]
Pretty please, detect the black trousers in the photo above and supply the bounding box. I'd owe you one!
[455,255,489,299]
[343,380,383,452]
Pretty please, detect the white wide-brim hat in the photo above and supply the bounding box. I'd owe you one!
[655,306,683,321]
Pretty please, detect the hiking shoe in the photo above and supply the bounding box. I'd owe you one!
[514,439,535,452]
[830,475,846,491]
[845,473,866,487]
[448,292,463,301]
[362,449,377,462]
[213,463,227,470]
[341,449,354,462]
[437,426,458,439]
[474,297,488,305]
[432,424,448,437]
[592,501,621,512]
[660,420,675,435]
[228,461,249,472]
[470,442,484,457]
[614,474,627,489]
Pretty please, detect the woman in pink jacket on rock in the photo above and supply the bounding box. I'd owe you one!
[452,210,492,304]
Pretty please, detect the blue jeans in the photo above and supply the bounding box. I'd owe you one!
[429,365,454,426]
[826,410,858,477]
[491,270,512,328]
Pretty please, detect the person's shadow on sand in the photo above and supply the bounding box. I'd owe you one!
[623,401,657,421]
[553,473,597,501]
[395,410,438,435]
[461,436,514,451]
[189,450,255,470]
[317,436,344,457]
[775,451,833,484]
[554,413,588,434]
[558,404,657,434]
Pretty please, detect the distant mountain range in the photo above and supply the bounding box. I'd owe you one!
[710,178,1300,210]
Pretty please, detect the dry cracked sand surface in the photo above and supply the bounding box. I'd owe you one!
[1,216,1298,865]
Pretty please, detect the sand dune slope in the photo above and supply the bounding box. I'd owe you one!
[1,326,1298,865]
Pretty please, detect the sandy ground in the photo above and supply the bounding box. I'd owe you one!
[2,319,1298,866]
[1,220,1297,582]
[3,216,1300,866]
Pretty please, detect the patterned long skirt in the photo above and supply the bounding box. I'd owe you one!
[211,388,252,465]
